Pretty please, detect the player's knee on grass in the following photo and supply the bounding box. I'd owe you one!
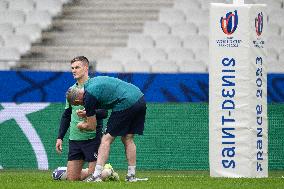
[67,160,84,181]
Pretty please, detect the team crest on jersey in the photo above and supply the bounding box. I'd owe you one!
[220,10,238,35]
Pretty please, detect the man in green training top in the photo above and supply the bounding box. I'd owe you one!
[66,74,147,182]
[55,56,108,180]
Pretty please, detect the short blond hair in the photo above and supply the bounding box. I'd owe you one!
[70,56,89,66]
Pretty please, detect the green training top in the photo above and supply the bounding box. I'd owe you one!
[84,76,144,111]
[65,83,97,141]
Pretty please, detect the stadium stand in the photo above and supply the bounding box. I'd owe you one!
[173,0,201,12]
[158,8,186,27]
[33,0,63,17]
[0,47,21,68]
[25,10,53,30]
[179,60,207,72]
[111,47,140,64]
[9,0,174,70]
[15,24,42,43]
[127,34,155,52]
[0,10,26,27]
[0,0,66,70]
[123,60,152,73]
[96,59,124,73]
[0,0,283,73]
[194,49,209,66]
[8,0,35,14]
[155,35,182,52]
[2,34,31,54]
[0,23,14,36]
[171,23,198,39]
[167,48,195,65]
[151,60,179,73]
[140,48,168,63]
[143,21,171,40]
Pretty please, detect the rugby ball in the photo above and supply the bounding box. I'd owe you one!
[52,166,67,180]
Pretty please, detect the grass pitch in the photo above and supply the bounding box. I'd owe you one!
[0,170,284,189]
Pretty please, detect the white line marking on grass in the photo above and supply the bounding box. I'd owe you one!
[156,175,199,178]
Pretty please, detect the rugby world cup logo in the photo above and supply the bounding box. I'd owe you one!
[255,12,263,36]
[220,10,238,35]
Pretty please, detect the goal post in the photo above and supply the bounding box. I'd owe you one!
[209,1,268,177]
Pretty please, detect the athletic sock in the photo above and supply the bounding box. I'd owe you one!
[93,165,103,177]
[127,165,136,176]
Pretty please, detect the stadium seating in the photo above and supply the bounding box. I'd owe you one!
[140,48,168,63]
[0,0,283,73]
[0,23,14,36]
[124,60,152,73]
[174,0,201,12]
[96,59,124,73]
[183,35,208,52]
[194,48,209,65]
[25,11,53,30]
[111,48,140,64]
[0,0,69,68]
[0,47,21,69]
[15,24,42,43]
[143,21,171,40]
[8,0,35,14]
[170,23,198,39]
[0,10,25,27]
[199,0,227,10]
[151,60,179,73]
[127,34,155,52]
[178,60,207,72]
[159,8,186,27]
[34,0,63,17]
[167,48,195,65]
[155,35,182,52]
[3,35,31,55]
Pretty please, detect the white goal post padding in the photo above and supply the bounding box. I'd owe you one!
[209,3,268,177]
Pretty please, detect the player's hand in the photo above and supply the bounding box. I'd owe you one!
[76,109,86,118]
[56,139,63,154]
[77,122,95,131]
[77,122,87,131]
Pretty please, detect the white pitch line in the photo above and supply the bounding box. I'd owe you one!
[155,175,202,178]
